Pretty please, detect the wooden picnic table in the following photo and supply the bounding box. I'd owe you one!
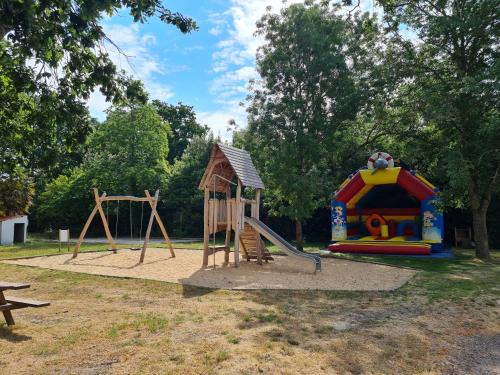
[0,281,50,325]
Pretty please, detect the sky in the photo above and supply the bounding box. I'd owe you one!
[88,0,382,140]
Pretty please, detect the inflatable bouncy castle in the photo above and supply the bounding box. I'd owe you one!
[328,152,444,255]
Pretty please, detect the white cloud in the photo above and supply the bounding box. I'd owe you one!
[88,91,109,121]
[87,22,179,119]
[204,0,385,139]
[204,0,303,137]
[197,105,247,141]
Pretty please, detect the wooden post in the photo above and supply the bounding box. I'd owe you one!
[139,190,159,263]
[224,186,232,264]
[255,189,261,220]
[73,191,107,258]
[145,190,175,258]
[203,187,210,266]
[254,189,262,265]
[0,291,15,325]
[234,180,242,267]
[93,188,116,253]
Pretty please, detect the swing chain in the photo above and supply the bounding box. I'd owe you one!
[130,200,133,240]
[139,201,144,242]
[114,200,120,241]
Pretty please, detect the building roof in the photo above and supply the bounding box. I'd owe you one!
[0,215,28,222]
[199,143,265,192]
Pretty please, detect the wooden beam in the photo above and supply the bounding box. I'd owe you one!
[203,187,210,266]
[145,190,175,258]
[0,291,14,325]
[234,180,242,267]
[255,188,262,264]
[200,157,227,190]
[139,190,159,263]
[72,192,107,258]
[93,188,116,253]
[101,196,150,202]
[255,189,261,220]
[224,186,232,264]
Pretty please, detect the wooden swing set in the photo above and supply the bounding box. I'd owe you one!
[72,188,175,263]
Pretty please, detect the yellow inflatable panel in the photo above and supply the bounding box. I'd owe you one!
[346,185,373,208]
[344,237,429,245]
[416,173,436,190]
[360,167,401,185]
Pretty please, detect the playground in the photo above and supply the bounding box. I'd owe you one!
[3,248,415,291]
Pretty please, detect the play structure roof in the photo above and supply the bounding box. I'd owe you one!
[335,167,436,203]
[199,143,265,192]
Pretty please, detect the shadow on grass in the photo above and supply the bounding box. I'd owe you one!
[181,285,216,298]
[0,325,31,342]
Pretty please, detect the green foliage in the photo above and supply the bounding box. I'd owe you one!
[152,100,208,163]
[245,3,392,246]
[247,4,354,223]
[0,169,34,216]
[377,0,500,257]
[85,105,171,193]
[163,135,214,236]
[36,105,171,231]
[0,0,196,184]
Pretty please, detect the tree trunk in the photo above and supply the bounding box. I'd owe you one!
[468,184,490,260]
[295,220,304,251]
[471,207,490,260]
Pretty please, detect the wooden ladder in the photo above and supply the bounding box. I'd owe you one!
[239,224,273,263]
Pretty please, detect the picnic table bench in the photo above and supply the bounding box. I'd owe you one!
[0,282,50,325]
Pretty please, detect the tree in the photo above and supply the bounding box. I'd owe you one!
[152,100,208,163]
[378,0,500,259]
[36,105,171,231]
[0,1,196,179]
[246,3,362,249]
[0,168,34,217]
[163,135,214,236]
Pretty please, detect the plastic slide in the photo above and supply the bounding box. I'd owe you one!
[244,217,321,272]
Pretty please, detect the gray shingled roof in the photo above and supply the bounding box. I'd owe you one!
[216,143,265,189]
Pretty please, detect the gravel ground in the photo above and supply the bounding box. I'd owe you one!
[441,333,500,375]
[2,247,416,291]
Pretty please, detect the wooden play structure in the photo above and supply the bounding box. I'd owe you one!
[72,188,175,263]
[199,143,321,271]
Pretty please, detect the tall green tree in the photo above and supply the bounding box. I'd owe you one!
[152,100,208,163]
[0,1,196,178]
[36,104,171,231]
[378,0,500,259]
[246,3,362,249]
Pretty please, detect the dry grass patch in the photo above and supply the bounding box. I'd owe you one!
[0,251,498,374]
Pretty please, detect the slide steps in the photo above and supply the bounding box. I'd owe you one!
[244,217,321,272]
[239,224,273,262]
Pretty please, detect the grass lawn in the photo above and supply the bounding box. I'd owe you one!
[0,240,498,374]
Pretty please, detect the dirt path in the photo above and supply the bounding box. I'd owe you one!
[3,248,416,291]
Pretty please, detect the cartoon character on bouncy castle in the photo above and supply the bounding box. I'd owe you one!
[423,211,435,228]
[332,203,347,240]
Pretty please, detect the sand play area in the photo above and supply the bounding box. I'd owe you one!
[3,248,416,291]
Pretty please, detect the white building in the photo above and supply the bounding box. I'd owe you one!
[0,215,28,245]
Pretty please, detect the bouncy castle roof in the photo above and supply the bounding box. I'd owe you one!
[335,167,436,203]
[199,143,265,192]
